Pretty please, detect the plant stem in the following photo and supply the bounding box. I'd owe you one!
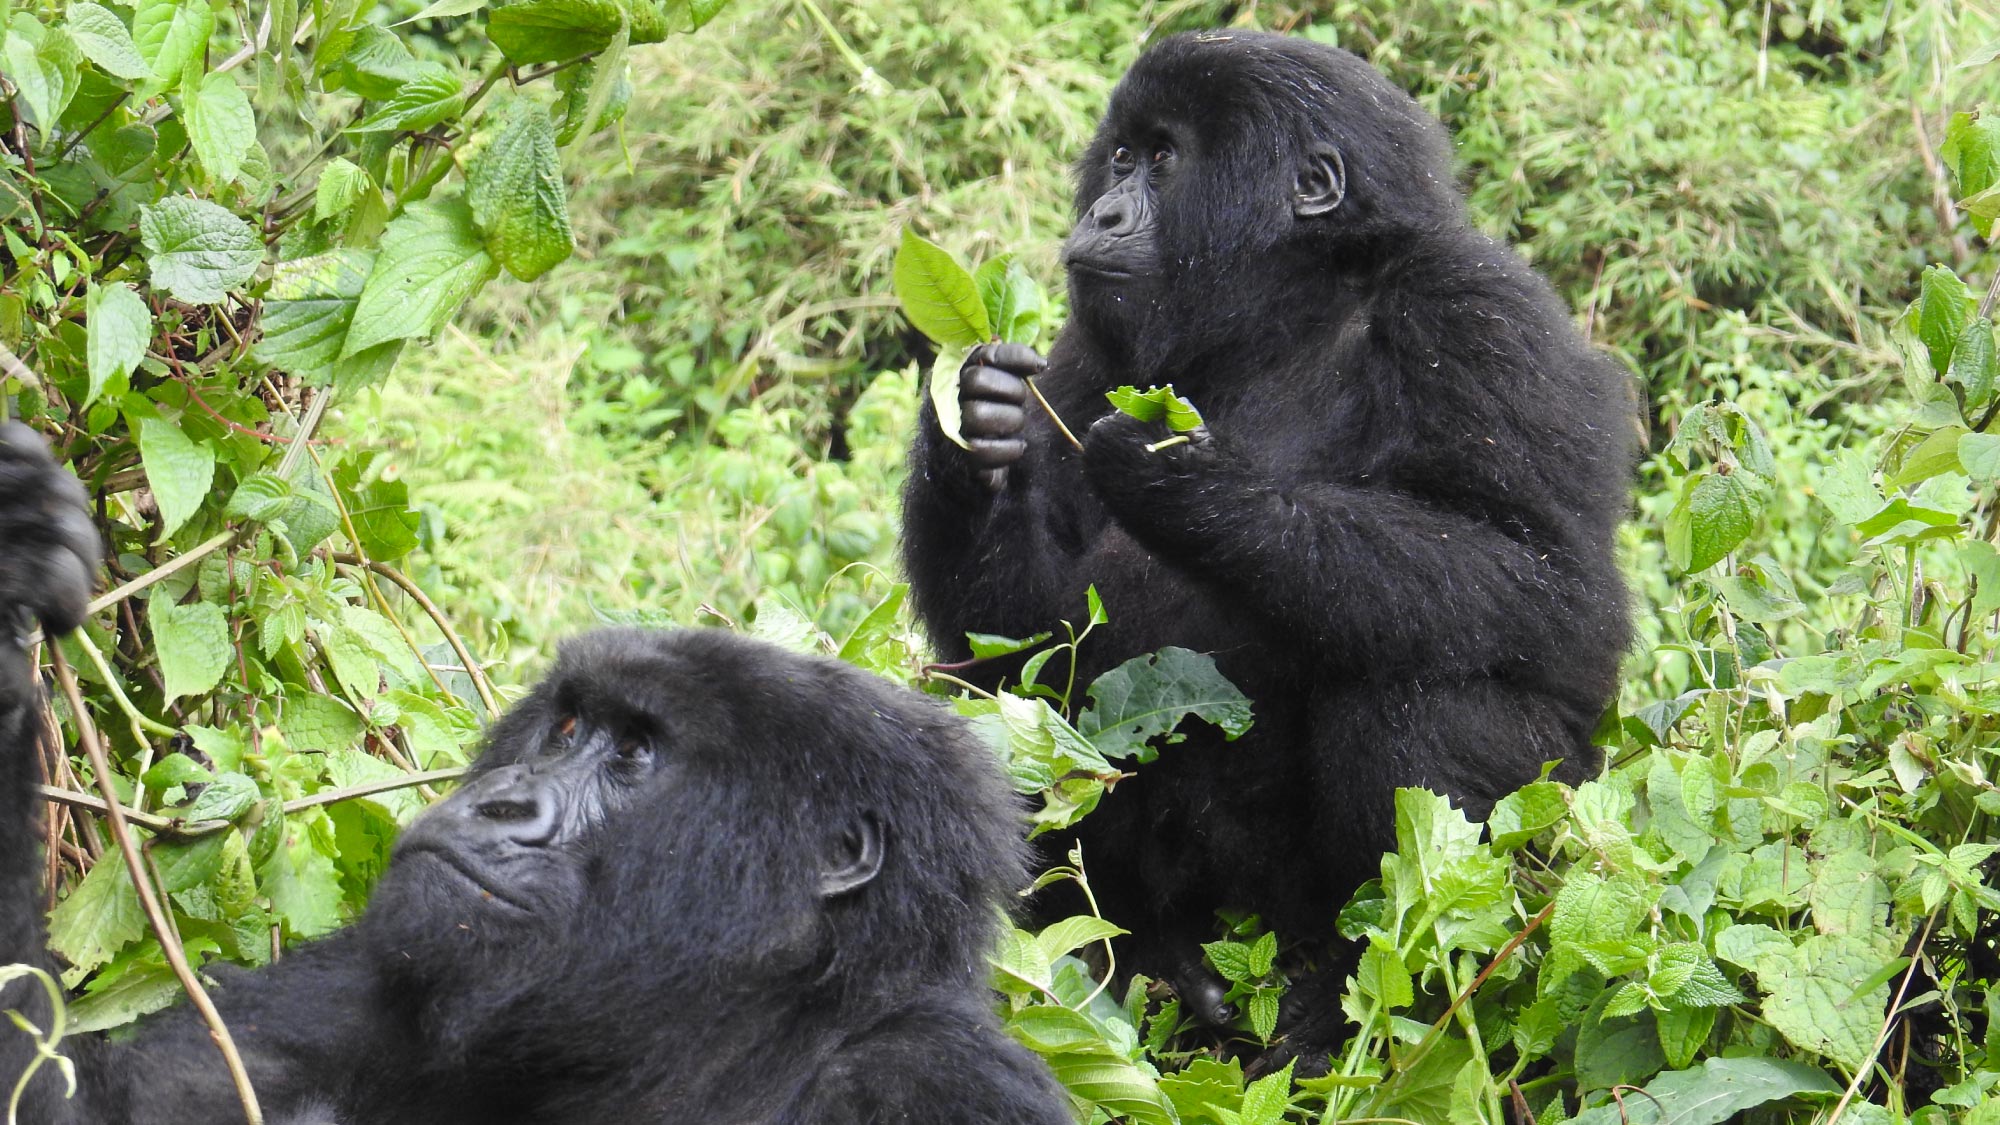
[1026,377,1084,451]
[48,647,264,1125]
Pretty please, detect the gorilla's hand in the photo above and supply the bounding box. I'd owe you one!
[0,422,99,660]
[955,343,1045,491]
[1082,411,1220,514]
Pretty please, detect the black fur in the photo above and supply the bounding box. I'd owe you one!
[901,31,1632,1068]
[0,425,1069,1124]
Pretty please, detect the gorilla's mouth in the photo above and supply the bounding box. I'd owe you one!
[400,845,535,913]
[1067,262,1136,281]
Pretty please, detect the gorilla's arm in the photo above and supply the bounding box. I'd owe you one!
[1082,259,1630,682]
[796,1013,1073,1125]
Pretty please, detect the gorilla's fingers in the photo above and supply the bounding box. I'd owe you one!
[979,343,1047,377]
[1171,959,1235,1028]
[962,400,1025,440]
[961,364,1029,404]
[967,437,1027,470]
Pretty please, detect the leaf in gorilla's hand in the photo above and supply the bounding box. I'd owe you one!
[894,228,990,349]
[1106,384,1205,433]
[974,253,1044,346]
[928,345,973,450]
[1078,647,1253,764]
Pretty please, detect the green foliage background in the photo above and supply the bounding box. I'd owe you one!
[10,0,2000,1121]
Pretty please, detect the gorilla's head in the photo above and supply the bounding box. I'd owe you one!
[1063,31,1464,360]
[360,629,1026,1060]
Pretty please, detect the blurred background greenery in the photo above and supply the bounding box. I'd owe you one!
[338,0,1992,696]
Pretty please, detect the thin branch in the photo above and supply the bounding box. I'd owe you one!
[1823,913,1937,1125]
[47,646,264,1125]
[1025,377,1083,451]
[37,767,465,836]
[333,555,500,718]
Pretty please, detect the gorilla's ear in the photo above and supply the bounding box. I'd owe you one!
[1294,145,1346,218]
[819,811,884,897]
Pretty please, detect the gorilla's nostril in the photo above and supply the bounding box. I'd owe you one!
[476,797,539,823]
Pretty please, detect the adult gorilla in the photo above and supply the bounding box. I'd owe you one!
[0,425,1070,1123]
[903,31,1631,1066]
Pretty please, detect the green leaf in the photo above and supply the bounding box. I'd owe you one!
[662,0,731,32]
[1077,646,1254,764]
[1203,940,1254,984]
[554,25,629,145]
[1107,384,1205,432]
[85,282,150,407]
[1944,110,2000,202]
[46,851,145,973]
[467,99,575,281]
[1553,871,1649,946]
[350,63,465,134]
[67,2,152,80]
[150,598,230,702]
[139,197,263,305]
[1917,265,1976,376]
[180,772,259,822]
[488,0,628,65]
[257,250,405,391]
[135,414,214,539]
[1948,317,1997,413]
[1488,781,1566,849]
[1567,1056,1841,1125]
[346,197,498,355]
[225,473,291,521]
[1666,469,1758,572]
[314,158,373,225]
[184,71,256,184]
[258,808,344,938]
[131,0,214,89]
[894,228,989,348]
[927,345,973,451]
[1759,932,1894,1071]
[278,693,365,753]
[975,254,1044,347]
[1036,916,1127,960]
[398,0,490,22]
[4,21,83,132]
[331,26,420,100]
[332,452,421,560]
[1961,431,2000,485]
[1238,1059,1295,1125]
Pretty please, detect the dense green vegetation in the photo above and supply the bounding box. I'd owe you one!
[8,0,2000,1121]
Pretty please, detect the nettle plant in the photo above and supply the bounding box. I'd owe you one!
[0,0,727,1035]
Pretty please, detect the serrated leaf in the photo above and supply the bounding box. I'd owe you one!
[467,99,574,281]
[278,692,364,752]
[1203,940,1254,984]
[1949,317,1997,413]
[5,22,83,132]
[184,71,255,183]
[1918,265,1976,376]
[85,282,150,407]
[1489,781,1567,849]
[131,0,213,88]
[1945,111,2000,202]
[67,2,151,80]
[1759,932,1892,1071]
[1078,647,1253,764]
[151,598,229,701]
[1567,1056,1841,1125]
[488,0,627,65]
[226,473,292,521]
[332,453,421,560]
[349,64,464,133]
[894,228,989,348]
[345,197,497,355]
[46,851,145,973]
[139,197,263,305]
[332,26,420,99]
[314,158,371,224]
[257,250,404,391]
[1107,384,1205,433]
[1649,943,1745,1007]
[1246,989,1281,1046]
[1667,469,1758,572]
[135,414,214,538]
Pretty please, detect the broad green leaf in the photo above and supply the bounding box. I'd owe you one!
[927,345,973,450]
[662,0,731,32]
[1239,1060,1295,1125]
[398,0,490,22]
[975,254,1044,346]
[1357,937,1412,1007]
[1648,943,1744,1007]
[894,228,989,348]
[1077,646,1254,764]
[965,631,1051,659]
[1944,110,2000,203]
[180,772,259,822]
[46,851,145,973]
[331,451,421,560]
[139,197,263,304]
[132,0,214,88]
[150,597,229,701]
[1488,781,1566,849]
[278,692,365,753]
[1961,431,2000,484]
[332,26,420,99]
[225,473,292,521]
[349,63,465,133]
[1107,384,1205,433]
[314,158,373,225]
[5,21,83,131]
[1036,916,1127,960]
[467,99,574,281]
[1567,1056,1841,1125]
[257,250,404,391]
[1888,424,1968,488]
[346,197,498,355]
[258,808,344,938]
[67,2,151,79]
[1917,265,1976,376]
[1552,871,1649,946]
[1948,317,1997,412]
[184,71,256,183]
[1666,469,1758,572]
[85,282,150,407]
[488,0,627,65]
[135,414,214,538]
[1807,849,1887,937]
[1759,932,1893,1071]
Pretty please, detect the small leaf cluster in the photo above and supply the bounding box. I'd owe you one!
[891,227,1045,451]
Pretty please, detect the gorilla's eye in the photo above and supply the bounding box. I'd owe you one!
[1151,147,1172,165]
[556,715,577,739]
[613,737,653,768]
[1110,145,1136,172]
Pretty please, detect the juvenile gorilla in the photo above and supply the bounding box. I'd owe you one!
[903,32,1632,1065]
[0,425,1070,1124]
